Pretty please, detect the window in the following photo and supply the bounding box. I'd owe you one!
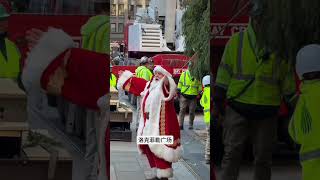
[130,5,134,11]
[146,0,150,8]
[118,4,124,16]
[128,5,135,19]
[136,5,142,9]
[118,23,124,33]
[111,4,117,16]
[111,23,116,33]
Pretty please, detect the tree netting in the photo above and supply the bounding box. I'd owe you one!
[254,0,320,63]
[182,0,210,80]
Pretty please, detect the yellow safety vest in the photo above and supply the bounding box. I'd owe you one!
[81,15,109,54]
[215,23,295,106]
[200,86,210,125]
[289,80,320,180]
[177,70,202,96]
[135,66,153,81]
[110,73,117,88]
[0,39,20,79]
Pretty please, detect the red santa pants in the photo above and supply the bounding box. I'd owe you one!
[140,145,172,169]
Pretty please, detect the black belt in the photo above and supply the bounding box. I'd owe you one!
[144,112,149,119]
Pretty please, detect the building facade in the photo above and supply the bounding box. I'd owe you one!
[110,0,150,42]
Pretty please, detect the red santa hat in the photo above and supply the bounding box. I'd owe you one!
[153,65,172,77]
[22,28,75,91]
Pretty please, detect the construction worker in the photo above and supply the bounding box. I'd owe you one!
[0,4,21,80]
[289,44,320,180]
[213,11,296,180]
[81,0,109,53]
[134,56,153,130]
[200,75,210,164]
[177,62,202,130]
[110,64,117,88]
[135,56,153,81]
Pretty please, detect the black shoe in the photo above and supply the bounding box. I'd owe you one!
[188,126,193,130]
[205,159,210,164]
[180,126,184,130]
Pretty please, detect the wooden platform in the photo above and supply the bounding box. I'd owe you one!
[110,130,132,142]
[0,79,26,99]
[0,79,27,122]
[0,122,28,137]
[110,87,118,101]
[0,122,72,180]
[23,145,72,161]
[110,107,133,123]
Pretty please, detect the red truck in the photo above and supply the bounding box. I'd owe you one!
[111,54,189,81]
[212,0,298,165]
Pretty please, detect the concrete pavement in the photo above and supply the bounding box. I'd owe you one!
[179,114,211,180]
[215,163,301,180]
[110,141,200,180]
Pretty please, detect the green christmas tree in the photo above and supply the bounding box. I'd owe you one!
[253,0,320,63]
[182,0,210,80]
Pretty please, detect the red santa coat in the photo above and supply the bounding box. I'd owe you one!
[118,70,183,163]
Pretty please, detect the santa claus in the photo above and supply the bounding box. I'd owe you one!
[117,66,183,180]
[22,28,109,180]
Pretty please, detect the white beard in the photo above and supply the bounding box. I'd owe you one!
[149,78,162,91]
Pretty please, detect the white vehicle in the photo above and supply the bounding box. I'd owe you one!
[127,0,186,55]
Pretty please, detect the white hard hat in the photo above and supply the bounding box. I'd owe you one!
[296,44,320,79]
[140,56,148,64]
[202,75,210,86]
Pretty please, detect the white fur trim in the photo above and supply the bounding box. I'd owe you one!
[117,70,133,90]
[163,77,177,102]
[153,65,172,77]
[22,28,75,92]
[157,168,173,178]
[150,144,183,163]
[136,77,182,163]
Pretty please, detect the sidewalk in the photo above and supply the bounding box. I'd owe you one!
[110,141,200,180]
[180,114,210,180]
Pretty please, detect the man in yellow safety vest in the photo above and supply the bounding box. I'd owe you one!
[177,62,202,130]
[0,4,21,80]
[289,44,320,180]
[201,75,210,164]
[81,0,109,53]
[135,56,153,81]
[110,64,117,88]
[213,13,296,180]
